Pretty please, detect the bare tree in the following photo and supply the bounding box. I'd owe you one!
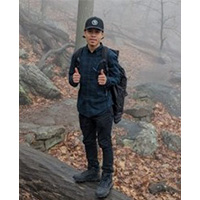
[132,0,180,51]
[75,0,94,50]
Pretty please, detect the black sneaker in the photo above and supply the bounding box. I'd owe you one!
[95,172,113,198]
[73,168,100,183]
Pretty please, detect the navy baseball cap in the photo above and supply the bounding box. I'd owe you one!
[84,16,104,31]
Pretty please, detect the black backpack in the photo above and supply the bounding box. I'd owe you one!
[73,46,128,124]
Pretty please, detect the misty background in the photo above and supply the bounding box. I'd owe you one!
[18,2,182,199]
[19,0,181,89]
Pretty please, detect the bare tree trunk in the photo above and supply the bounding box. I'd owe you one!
[75,0,94,51]
[160,0,165,50]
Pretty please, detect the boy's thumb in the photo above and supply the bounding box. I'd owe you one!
[75,67,79,73]
[100,69,104,75]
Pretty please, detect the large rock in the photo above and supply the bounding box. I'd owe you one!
[134,83,181,117]
[116,120,158,156]
[19,64,61,99]
[23,124,66,151]
[20,99,79,133]
[149,181,180,195]
[161,131,181,152]
[19,144,132,200]
[125,99,155,122]
[41,64,55,79]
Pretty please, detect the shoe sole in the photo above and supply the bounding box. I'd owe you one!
[96,183,113,198]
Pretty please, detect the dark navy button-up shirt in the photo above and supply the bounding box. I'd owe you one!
[69,44,120,117]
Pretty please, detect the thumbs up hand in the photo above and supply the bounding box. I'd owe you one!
[73,67,81,83]
[98,69,107,85]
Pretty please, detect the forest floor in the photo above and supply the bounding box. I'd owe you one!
[19,2,181,198]
[19,32,181,200]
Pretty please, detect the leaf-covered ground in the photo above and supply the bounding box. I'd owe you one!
[47,102,181,200]
[19,27,181,200]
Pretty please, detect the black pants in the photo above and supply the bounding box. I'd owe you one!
[79,109,114,173]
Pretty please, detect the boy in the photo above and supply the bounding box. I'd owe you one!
[68,16,120,198]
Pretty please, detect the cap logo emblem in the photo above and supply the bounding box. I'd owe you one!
[91,19,98,25]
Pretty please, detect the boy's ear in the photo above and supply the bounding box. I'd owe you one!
[101,32,104,40]
[82,31,86,38]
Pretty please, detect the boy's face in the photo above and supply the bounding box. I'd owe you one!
[84,29,104,48]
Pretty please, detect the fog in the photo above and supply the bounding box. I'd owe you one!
[20,0,181,88]
[95,0,181,56]
[93,0,181,87]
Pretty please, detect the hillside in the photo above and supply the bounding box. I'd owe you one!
[19,1,181,199]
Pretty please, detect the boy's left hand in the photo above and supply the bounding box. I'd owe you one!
[98,69,107,85]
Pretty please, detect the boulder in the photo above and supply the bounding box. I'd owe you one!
[22,124,66,151]
[125,101,155,122]
[161,131,181,152]
[116,120,158,156]
[19,64,61,99]
[149,181,180,195]
[20,99,79,133]
[41,64,55,79]
[19,144,132,200]
[134,83,181,117]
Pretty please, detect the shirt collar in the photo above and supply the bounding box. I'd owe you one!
[86,42,103,53]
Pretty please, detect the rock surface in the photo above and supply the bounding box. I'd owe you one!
[161,131,181,152]
[134,83,181,117]
[117,120,158,156]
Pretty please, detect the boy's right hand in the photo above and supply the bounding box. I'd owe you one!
[73,67,81,83]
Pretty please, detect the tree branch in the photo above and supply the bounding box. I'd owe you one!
[38,43,74,70]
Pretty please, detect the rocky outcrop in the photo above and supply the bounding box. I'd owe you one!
[134,83,181,117]
[19,64,61,101]
[21,123,66,151]
[125,99,155,122]
[161,131,181,152]
[20,99,79,133]
[116,120,158,156]
[19,144,132,200]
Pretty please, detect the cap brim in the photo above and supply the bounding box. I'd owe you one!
[85,26,104,31]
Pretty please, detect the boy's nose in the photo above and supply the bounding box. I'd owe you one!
[91,32,96,36]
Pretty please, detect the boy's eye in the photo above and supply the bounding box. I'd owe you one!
[95,30,100,34]
[88,29,101,34]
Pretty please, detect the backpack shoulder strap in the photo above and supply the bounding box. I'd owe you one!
[102,46,119,63]
[102,46,109,60]
[102,46,109,72]
[102,46,119,72]
[73,47,84,68]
